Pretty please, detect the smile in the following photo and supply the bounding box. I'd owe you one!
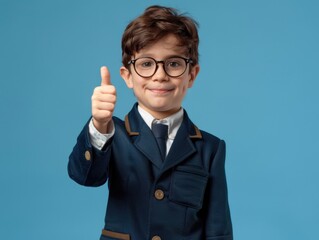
[149,88,173,94]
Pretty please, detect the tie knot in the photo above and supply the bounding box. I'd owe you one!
[152,123,168,139]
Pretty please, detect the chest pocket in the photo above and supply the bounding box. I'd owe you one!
[169,165,209,209]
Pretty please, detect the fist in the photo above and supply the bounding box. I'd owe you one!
[91,66,117,133]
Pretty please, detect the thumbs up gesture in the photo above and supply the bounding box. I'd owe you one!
[91,66,117,134]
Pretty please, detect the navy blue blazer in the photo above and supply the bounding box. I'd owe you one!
[68,104,233,240]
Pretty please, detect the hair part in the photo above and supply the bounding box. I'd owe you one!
[121,5,199,69]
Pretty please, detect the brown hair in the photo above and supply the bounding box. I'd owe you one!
[121,5,199,69]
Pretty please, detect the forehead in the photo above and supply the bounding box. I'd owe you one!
[135,34,187,58]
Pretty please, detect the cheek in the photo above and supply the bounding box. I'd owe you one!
[132,80,147,96]
[178,83,190,96]
[130,75,144,88]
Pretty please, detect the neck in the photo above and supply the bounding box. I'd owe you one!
[138,105,181,120]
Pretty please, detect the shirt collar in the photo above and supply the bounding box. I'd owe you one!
[137,105,184,140]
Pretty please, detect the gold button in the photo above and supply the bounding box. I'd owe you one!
[151,236,161,240]
[84,150,91,161]
[154,189,164,200]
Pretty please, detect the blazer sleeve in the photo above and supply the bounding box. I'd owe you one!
[68,120,112,187]
[205,140,233,240]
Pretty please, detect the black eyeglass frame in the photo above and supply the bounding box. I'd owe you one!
[128,57,193,78]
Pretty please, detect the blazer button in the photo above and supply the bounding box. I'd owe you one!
[84,150,91,161]
[154,189,164,200]
[151,236,161,240]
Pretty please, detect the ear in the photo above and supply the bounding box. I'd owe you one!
[120,66,133,89]
[187,64,200,88]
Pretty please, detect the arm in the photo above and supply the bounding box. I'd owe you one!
[68,66,117,186]
[205,140,233,240]
[68,120,112,186]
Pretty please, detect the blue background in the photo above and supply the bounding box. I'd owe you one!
[1,0,318,239]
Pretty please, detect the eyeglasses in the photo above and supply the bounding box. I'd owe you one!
[128,57,193,78]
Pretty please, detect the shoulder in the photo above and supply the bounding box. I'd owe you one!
[198,129,226,155]
[113,116,125,125]
[112,116,126,133]
[183,109,224,144]
[183,111,225,155]
[200,129,224,145]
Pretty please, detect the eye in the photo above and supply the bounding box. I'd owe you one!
[166,58,184,68]
[168,62,180,68]
[137,59,155,68]
[142,61,153,67]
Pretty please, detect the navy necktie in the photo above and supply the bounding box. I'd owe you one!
[152,123,168,160]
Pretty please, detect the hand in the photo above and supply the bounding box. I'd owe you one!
[91,66,117,134]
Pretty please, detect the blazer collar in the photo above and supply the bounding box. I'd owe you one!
[124,103,202,170]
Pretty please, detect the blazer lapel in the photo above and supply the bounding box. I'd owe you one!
[162,118,202,172]
[135,124,163,168]
[125,105,163,168]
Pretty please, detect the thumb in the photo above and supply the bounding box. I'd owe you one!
[100,66,111,86]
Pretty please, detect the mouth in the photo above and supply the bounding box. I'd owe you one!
[148,87,173,94]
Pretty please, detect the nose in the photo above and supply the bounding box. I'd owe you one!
[153,62,168,81]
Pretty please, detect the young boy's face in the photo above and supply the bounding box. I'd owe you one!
[120,34,200,119]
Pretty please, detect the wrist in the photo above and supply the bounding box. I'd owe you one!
[92,118,110,134]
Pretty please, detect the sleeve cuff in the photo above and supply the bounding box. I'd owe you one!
[88,118,115,150]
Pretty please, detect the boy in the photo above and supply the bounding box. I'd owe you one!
[68,5,233,240]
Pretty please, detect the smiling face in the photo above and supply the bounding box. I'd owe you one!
[120,34,200,119]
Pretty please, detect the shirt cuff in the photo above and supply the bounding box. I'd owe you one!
[88,118,115,150]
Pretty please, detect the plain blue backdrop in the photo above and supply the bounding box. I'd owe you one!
[1,0,318,239]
